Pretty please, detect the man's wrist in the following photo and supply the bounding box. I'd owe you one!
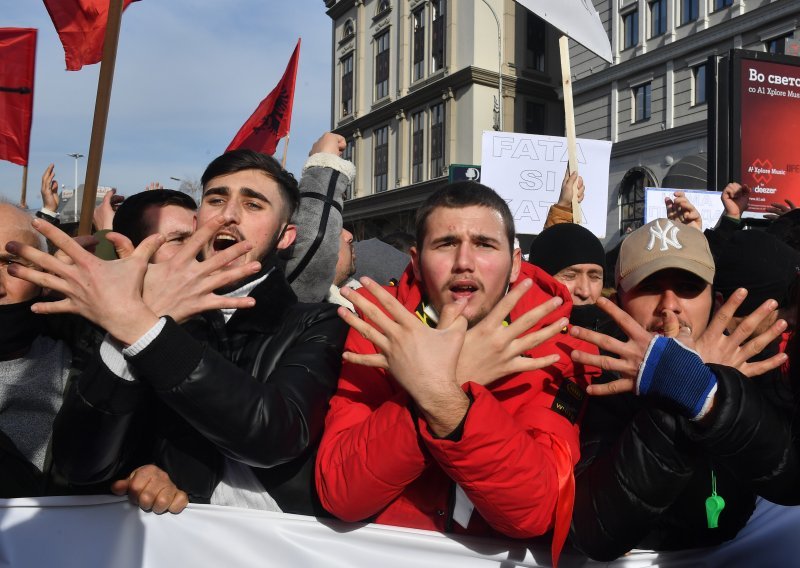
[106,306,161,347]
[413,382,471,438]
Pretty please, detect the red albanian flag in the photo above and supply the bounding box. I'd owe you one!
[42,0,139,71]
[226,39,301,156]
[0,28,37,167]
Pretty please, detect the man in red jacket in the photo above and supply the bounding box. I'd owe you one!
[315,182,598,562]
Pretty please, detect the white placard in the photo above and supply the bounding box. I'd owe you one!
[480,131,612,237]
[644,188,725,230]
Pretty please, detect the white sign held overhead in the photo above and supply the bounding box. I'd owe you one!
[644,188,725,228]
[480,131,612,238]
[514,0,612,63]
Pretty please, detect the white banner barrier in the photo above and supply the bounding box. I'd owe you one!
[0,496,796,567]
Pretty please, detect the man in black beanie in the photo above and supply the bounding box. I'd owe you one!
[528,223,606,306]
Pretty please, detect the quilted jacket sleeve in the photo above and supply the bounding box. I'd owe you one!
[315,328,429,522]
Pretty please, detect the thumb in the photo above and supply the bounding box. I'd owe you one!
[105,231,136,259]
[133,233,166,263]
[438,299,468,330]
[110,478,130,496]
[662,310,680,338]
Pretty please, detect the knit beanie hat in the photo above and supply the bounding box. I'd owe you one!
[529,223,606,276]
[707,229,800,316]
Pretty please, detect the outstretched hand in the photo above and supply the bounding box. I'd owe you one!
[456,279,565,386]
[569,297,653,395]
[139,215,261,323]
[338,277,470,436]
[7,219,162,345]
[687,288,787,377]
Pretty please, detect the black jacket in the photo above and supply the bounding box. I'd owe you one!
[51,263,347,515]
[571,363,800,561]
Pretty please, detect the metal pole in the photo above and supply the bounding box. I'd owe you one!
[68,153,84,222]
[479,0,503,131]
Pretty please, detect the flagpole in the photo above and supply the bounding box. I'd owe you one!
[20,165,28,209]
[281,133,291,168]
[559,35,582,224]
[78,0,124,236]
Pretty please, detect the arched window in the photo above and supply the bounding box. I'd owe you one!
[343,19,355,39]
[619,167,658,235]
[378,0,391,15]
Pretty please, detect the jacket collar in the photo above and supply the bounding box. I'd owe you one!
[226,255,297,334]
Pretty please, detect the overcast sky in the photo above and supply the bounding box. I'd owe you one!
[2,1,332,208]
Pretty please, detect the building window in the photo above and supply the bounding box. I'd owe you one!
[525,101,546,134]
[412,8,425,81]
[411,111,425,183]
[633,82,651,122]
[619,170,646,235]
[526,12,546,71]
[342,139,355,199]
[623,10,639,50]
[649,0,667,38]
[766,33,794,55]
[431,0,446,73]
[693,64,707,105]
[430,103,445,178]
[343,19,355,40]
[375,31,390,100]
[341,54,354,117]
[374,126,389,193]
[680,0,698,25]
[713,0,733,11]
[377,0,391,16]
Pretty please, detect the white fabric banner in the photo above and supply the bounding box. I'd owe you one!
[644,187,725,228]
[480,131,612,237]
[0,496,796,567]
[513,0,612,62]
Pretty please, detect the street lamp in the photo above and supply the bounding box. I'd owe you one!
[67,152,84,222]
[479,0,503,131]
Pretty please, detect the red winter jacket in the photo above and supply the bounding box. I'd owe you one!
[315,261,598,547]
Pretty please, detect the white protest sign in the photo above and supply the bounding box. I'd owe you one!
[644,188,725,229]
[480,131,611,237]
[514,0,612,62]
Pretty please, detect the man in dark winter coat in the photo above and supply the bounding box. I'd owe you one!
[568,218,800,560]
[9,148,349,516]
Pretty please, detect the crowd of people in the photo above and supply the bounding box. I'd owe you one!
[1,133,799,565]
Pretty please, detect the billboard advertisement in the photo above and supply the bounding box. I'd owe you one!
[737,56,800,217]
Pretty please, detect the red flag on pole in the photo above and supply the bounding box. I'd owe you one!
[0,28,37,167]
[226,39,301,156]
[42,0,138,71]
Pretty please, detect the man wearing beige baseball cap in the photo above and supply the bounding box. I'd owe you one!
[563,219,800,561]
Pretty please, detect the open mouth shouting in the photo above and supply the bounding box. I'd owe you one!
[448,279,480,301]
[212,231,242,253]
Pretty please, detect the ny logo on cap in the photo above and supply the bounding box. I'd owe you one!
[647,219,683,252]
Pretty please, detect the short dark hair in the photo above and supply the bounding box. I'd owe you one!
[201,149,299,223]
[112,189,197,246]
[415,181,515,252]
